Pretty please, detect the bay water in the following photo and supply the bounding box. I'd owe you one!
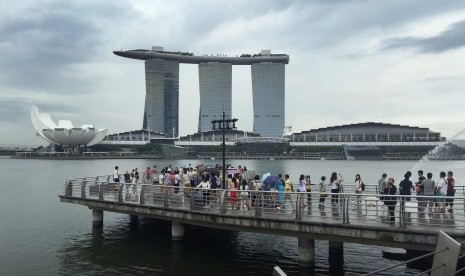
[1,158,463,275]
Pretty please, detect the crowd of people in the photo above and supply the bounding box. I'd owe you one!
[112,165,457,221]
[378,170,456,223]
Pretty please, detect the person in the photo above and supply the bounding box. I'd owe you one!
[318,176,327,207]
[229,176,238,210]
[436,171,448,213]
[276,178,285,209]
[281,174,295,210]
[123,171,131,183]
[378,173,387,195]
[305,175,312,206]
[383,178,397,223]
[113,166,120,183]
[415,170,426,210]
[145,167,152,184]
[354,174,363,204]
[152,165,159,184]
[421,172,436,210]
[445,171,455,212]
[330,172,343,206]
[134,168,140,183]
[239,179,251,210]
[399,173,413,220]
[298,174,307,208]
[250,175,262,208]
[196,174,211,207]
[173,169,181,193]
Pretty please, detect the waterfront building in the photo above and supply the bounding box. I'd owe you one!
[30,105,107,152]
[198,62,232,132]
[143,59,179,137]
[289,122,448,160]
[252,62,285,138]
[114,47,289,138]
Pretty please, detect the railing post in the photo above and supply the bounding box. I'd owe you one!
[219,190,226,214]
[140,185,146,205]
[98,183,104,201]
[164,185,169,208]
[255,192,262,217]
[296,193,302,220]
[341,194,347,224]
[398,196,403,227]
[81,180,87,198]
[65,180,73,197]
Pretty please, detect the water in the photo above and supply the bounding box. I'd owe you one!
[1,158,463,275]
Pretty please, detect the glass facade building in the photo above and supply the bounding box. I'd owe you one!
[115,48,289,138]
[198,63,232,132]
[143,59,179,137]
[252,63,285,138]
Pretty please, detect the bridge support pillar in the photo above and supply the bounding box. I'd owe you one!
[171,221,185,241]
[298,237,315,267]
[130,215,138,223]
[329,241,343,250]
[92,209,103,226]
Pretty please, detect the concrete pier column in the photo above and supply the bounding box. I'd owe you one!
[329,241,343,250]
[171,221,185,241]
[92,209,103,226]
[129,215,138,223]
[298,237,315,267]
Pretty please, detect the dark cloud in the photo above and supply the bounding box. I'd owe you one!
[382,19,465,53]
[0,1,136,93]
[0,96,80,123]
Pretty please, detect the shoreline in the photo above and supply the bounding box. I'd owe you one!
[6,154,465,161]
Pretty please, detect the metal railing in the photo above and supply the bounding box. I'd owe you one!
[364,231,464,276]
[62,177,465,230]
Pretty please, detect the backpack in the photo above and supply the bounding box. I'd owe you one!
[361,182,365,191]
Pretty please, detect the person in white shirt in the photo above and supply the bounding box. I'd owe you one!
[436,171,448,213]
[197,174,211,207]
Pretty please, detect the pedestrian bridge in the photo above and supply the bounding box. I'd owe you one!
[59,176,465,268]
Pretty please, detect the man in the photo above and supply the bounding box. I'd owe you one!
[113,166,120,191]
[378,173,387,195]
[281,174,295,210]
[113,166,120,182]
[446,171,455,212]
[415,170,426,210]
[421,173,436,210]
[399,173,413,220]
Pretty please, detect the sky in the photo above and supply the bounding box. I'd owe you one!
[1,0,465,146]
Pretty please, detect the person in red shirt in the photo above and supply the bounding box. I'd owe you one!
[446,171,455,212]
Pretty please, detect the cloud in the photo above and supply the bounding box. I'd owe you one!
[381,19,465,53]
[0,1,136,93]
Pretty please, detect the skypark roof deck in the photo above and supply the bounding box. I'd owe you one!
[113,49,290,65]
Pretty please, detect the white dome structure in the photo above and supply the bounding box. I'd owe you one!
[31,105,108,146]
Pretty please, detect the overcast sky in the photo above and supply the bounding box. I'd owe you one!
[2,0,465,146]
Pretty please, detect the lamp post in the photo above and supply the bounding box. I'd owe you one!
[212,113,238,189]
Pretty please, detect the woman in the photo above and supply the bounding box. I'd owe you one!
[354,174,363,204]
[318,176,327,207]
[330,172,343,206]
[383,178,397,223]
[196,174,211,207]
[305,175,312,206]
[229,176,238,210]
[298,174,307,208]
[239,179,251,210]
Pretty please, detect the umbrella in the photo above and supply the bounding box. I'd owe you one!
[261,172,271,182]
[263,175,279,187]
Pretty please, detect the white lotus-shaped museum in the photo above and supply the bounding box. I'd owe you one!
[31,105,108,146]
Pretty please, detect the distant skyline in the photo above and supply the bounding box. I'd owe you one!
[1,0,465,145]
